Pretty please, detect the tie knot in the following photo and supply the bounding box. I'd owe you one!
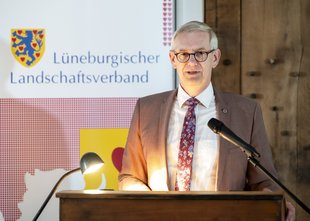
[186,97,199,108]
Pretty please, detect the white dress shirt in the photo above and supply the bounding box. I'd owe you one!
[167,83,219,190]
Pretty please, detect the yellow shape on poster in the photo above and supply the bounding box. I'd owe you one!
[80,128,128,190]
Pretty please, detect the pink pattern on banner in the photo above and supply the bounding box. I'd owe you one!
[162,0,173,46]
[0,98,137,221]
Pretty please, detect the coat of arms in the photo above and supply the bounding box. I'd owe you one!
[11,29,45,67]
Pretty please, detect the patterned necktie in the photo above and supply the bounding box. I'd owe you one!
[175,97,199,191]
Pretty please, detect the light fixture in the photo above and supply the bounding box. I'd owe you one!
[32,152,104,221]
[80,152,104,174]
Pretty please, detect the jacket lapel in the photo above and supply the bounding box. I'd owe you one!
[214,89,234,191]
[157,90,177,190]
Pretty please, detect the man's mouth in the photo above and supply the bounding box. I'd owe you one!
[185,71,200,75]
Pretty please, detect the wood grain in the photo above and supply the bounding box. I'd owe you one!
[57,191,284,221]
[205,0,310,219]
[205,0,241,94]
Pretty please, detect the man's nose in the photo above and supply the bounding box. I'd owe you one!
[187,54,198,65]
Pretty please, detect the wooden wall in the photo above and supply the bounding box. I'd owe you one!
[205,0,310,220]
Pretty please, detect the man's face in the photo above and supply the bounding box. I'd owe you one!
[169,31,221,95]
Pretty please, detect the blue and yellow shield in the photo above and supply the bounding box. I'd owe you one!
[11,29,45,68]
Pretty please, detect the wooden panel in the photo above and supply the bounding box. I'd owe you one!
[205,0,241,93]
[57,191,285,221]
[242,0,300,184]
[241,1,310,220]
[296,0,310,220]
[205,0,310,220]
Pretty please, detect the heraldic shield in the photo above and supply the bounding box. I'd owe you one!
[11,29,45,68]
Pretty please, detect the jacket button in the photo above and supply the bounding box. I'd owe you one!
[222,108,228,114]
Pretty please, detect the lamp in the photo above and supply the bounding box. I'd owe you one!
[32,152,104,221]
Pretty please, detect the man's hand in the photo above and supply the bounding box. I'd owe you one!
[285,201,295,221]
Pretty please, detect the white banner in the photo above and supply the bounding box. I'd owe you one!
[0,0,175,98]
[0,1,175,220]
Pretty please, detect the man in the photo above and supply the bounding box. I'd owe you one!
[119,21,295,220]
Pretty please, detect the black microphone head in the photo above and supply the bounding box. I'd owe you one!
[208,118,223,134]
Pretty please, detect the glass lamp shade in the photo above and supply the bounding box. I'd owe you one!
[80,152,104,175]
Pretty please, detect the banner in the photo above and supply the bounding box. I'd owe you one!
[0,0,175,220]
[0,0,175,98]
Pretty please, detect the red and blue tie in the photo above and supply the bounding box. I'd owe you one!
[175,97,199,191]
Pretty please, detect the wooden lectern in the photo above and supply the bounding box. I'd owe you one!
[56,190,285,221]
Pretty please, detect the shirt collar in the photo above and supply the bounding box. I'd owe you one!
[177,83,214,108]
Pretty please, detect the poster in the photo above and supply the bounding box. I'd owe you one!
[0,0,175,220]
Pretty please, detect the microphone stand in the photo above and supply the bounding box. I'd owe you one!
[207,117,310,214]
[245,151,310,215]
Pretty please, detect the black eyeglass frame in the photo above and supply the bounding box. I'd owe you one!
[172,49,216,63]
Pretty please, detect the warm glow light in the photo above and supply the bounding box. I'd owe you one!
[83,189,105,194]
[83,163,104,175]
[80,152,104,174]
[149,169,169,190]
[126,183,151,191]
[125,168,168,191]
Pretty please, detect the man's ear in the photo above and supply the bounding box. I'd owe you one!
[169,51,177,69]
[212,49,221,68]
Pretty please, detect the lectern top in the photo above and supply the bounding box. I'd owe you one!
[56,190,284,201]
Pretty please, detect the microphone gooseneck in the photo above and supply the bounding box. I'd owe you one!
[207,118,260,158]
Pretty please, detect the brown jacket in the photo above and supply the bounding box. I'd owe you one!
[119,89,278,191]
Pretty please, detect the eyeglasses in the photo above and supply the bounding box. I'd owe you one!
[173,50,215,63]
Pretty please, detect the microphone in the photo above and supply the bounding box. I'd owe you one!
[208,118,310,215]
[207,118,260,158]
